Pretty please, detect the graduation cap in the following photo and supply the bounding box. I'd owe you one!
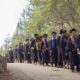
[63,30,67,33]
[34,33,39,37]
[69,28,77,33]
[51,31,57,35]
[25,39,29,41]
[59,29,64,34]
[43,34,48,37]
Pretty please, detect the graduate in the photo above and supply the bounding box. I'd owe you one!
[57,29,64,68]
[31,34,39,64]
[69,28,79,72]
[41,34,50,66]
[35,36,42,64]
[61,30,69,68]
[24,39,31,63]
[18,42,24,63]
[50,32,58,67]
[77,33,80,69]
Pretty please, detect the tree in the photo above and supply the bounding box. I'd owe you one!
[2,0,80,52]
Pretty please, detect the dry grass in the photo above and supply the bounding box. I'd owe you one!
[0,71,12,80]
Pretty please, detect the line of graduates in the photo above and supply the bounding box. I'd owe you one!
[6,28,80,72]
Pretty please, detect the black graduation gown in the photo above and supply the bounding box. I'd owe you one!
[41,40,50,65]
[68,37,79,71]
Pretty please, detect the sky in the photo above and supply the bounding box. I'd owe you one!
[0,0,28,48]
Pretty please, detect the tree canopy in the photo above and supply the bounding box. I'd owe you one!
[1,0,80,55]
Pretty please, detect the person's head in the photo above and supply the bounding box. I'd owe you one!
[43,34,48,39]
[59,29,64,35]
[19,42,22,46]
[25,39,29,43]
[51,32,56,38]
[34,33,39,38]
[63,30,67,36]
[69,28,77,37]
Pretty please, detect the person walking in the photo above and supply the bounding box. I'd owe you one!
[69,28,79,72]
[50,32,58,67]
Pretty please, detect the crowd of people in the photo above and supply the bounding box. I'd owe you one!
[6,28,80,72]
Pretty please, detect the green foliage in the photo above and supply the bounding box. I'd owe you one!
[1,0,80,55]
[10,0,80,47]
